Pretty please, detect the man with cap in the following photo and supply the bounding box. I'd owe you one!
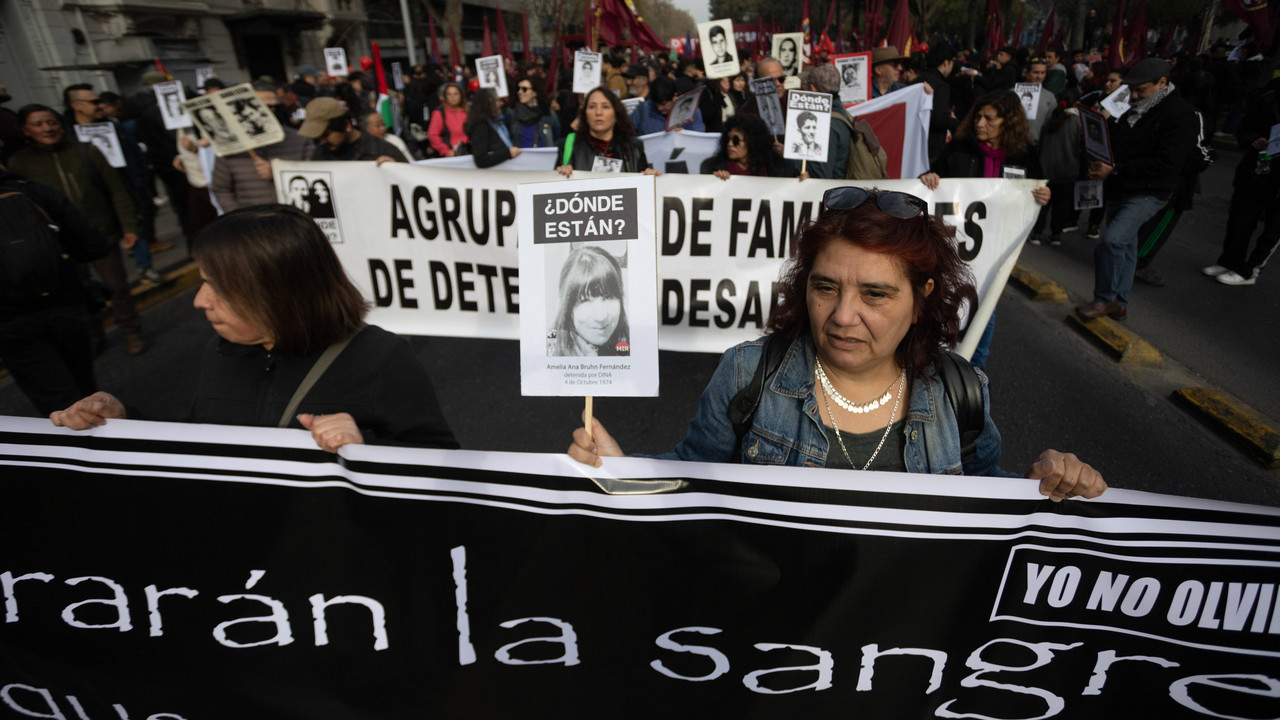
[297,97,406,163]
[1076,58,1199,320]
[624,64,650,100]
[871,47,908,98]
[292,65,320,103]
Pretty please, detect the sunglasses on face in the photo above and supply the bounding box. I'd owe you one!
[518,86,533,92]
[822,186,928,219]
[727,134,744,146]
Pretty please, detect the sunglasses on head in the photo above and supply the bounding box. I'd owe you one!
[822,186,928,219]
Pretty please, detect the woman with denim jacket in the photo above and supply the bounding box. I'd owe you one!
[569,187,1106,501]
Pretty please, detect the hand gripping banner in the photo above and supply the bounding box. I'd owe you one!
[2,416,1278,718]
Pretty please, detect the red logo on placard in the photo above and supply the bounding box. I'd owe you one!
[615,341,630,353]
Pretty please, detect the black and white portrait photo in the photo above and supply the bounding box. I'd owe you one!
[666,87,704,131]
[782,90,831,162]
[1074,179,1103,210]
[789,111,823,159]
[573,50,602,94]
[73,123,126,168]
[833,52,870,106]
[772,33,804,78]
[1080,106,1112,164]
[750,76,785,134]
[153,81,192,130]
[194,106,236,145]
[698,19,739,79]
[545,244,631,358]
[324,47,349,77]
[477,56,508,98]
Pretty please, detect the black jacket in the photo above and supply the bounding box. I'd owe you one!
[700,152,798,178]
[0,173,110,321]
[1233,80,1280,184]
[466,119,514,168]
[185,325,458,448]
[928,136,1044,179]
[1106,91,1200,200]
[556,132,650,173]
[919,68,956,164]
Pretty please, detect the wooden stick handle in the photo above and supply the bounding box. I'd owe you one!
[584,396,594,442]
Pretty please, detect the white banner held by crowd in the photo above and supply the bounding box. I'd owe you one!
[272,162,1039,358]
[518,176,659,396]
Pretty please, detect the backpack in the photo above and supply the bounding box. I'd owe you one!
[832,112,889,180]
[728,336,985,467]
[0,185,65,305]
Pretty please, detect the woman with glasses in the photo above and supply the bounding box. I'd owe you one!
[700,114,798,179]
[464,89,521,168]
[568,186,1104,499]
[506,79,560,148]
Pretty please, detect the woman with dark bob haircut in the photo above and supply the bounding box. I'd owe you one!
[569,188,1105,501]
[547,246,630,357]
[51,204,459,453]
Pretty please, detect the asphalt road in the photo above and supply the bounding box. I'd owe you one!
[4,278,1277,507]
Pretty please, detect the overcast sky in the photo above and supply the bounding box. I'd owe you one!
[670,0,710,24]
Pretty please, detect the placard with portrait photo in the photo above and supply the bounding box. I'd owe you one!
[1101,84,1131,118]
[666,86,704,131]
[1079,106,1113,165]
[771,32,804,78]
[476,55,509,98]
[1074,180,1103,210]
[831,52,871,106]
[180,83,284,157]
[74,123,126,168]
[751,76,785,134]
[518,175,659,397]
[324,47,349,77]
[699,19,739,79]
[154,81,193,130]
[782,90,831,162]
[573,50,603,94]
[1015,82,1042,121]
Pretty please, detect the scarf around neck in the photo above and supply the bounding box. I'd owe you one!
[978,141,1007,178]
[1125,82,1175,127]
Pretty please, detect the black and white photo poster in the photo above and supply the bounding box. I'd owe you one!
[182,83,284,157]
[73,122,126,168]
[1080,106,1113,164]
[698,19,739,79]
[195,65,215,90]
[1102,84,1131,118]
[832,52,871,106]
[3,415,1279,718]
[477,55,508,98]
[771,32,804,78]
[1015,82,1042,121]
[153,80,192,130]
[783,90,831,162]
[666,86,704,131]
[518,175,658,396]
[1075,179,1103,210]
[573,50,602,94]
[751,76,785,134]
[324,47,349,76]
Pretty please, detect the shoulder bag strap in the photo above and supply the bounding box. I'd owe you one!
[728,335,790,441]
[277,334,356,428]
[935,349,985,466]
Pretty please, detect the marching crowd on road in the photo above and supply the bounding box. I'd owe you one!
[0,25,1271,496]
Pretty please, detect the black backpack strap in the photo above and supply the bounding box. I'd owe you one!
[936,349,985,467]
[728,335,789,441]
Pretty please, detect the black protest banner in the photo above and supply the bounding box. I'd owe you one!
[2,417,1278,719]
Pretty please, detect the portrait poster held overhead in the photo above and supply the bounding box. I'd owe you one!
[666,86,704,131]
[477,55,509,98]
[1015,82,1042,121]
[698,19,739,79]
[832,52,871,106]
[783,90,832,163]
[750,76,785,134]
[518,175,659,397]
[1080,106,1113,165]
[153,80,192,130]
[572,51,602,94]
[182,83,285,157]
[771,32,804,77]
[324,47,349,76]
[73,123,125,168]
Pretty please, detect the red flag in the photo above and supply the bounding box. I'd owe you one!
[1107,0,1125,69]
[1123,0,1147,66]
[597,0,627,46]
[371,42,388,94]
[428,12,441,64]
[602,0,667,53]
[885,0,911,52]
[449,28,463,71]
[1012,5,1024,49]
[482,17,494,58]
[983,0,1004,56]
[584,0,594,51]
[824,0,837,36]
[1036,5,1056,56]
[522,10,532,63]
[1223,0,1274,51]
[495,2,516,68]
[154,57,170,77]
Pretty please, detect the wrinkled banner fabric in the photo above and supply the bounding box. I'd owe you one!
[273,163,1035,357]
[2,417,1278,719]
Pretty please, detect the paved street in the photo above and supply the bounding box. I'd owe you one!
[3,151,1278,507]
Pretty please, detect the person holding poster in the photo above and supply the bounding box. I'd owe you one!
[700,114,798,179]
[556,88,658,176]
[546,246,630,356]
[51,205,459,453]
[630,78,705,134]
[568,186,1105,501]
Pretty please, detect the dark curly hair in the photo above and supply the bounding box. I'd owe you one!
[715,114,775,174]
[765,196,978,376]
[956,89,1032,156]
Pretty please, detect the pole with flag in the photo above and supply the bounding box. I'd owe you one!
[1107,0,1125,69]
[482,17,495,58]
[802,0,813,60]
[428,12,441,64]
[1036,4,1056,56]
[1012,4,1024,48]
[1123,0,1147,66]
[885,0,911,52]
[522,9,532,63]
[495,1,516,69]
[449,28,463,74]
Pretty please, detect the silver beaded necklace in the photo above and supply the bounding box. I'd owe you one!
[815,358,899,413]
[817,365,907,471]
